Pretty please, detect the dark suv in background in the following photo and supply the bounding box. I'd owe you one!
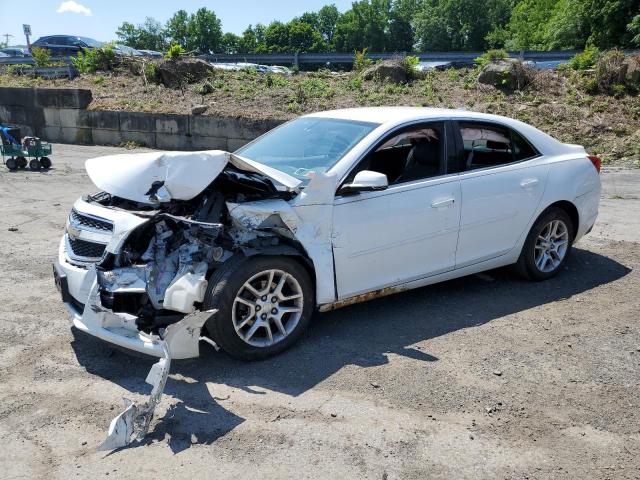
[31,36,102,56]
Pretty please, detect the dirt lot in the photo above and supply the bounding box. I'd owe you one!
[0,144,638,479]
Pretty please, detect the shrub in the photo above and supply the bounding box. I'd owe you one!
[265,72,289,88]
[403,55,421,79]
[595,49,627,94]
[566,46,600,71]
[196,81,215,95]
[475,49,509,68]
[143,61,159,82]
[71,44,116,74]
[165,44,185,60]
[353,48,373,72]
[31,47,51,68]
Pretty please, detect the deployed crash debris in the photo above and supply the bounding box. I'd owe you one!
[99,311,216,451]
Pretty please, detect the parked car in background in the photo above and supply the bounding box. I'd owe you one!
[0,47,31,57]
[54,107,601,362]
[138,49,163,58]
[0,52,9,57]
[269,65,292,75]
[31,36,102,56]
[113,44,143,56]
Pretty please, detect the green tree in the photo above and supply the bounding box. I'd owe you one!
[504,0,556,51]
[415,0,511,51]
[186,7,223,53]
[115,22,139,47]
[264,21,290,53]
[629,14,640,47]
[583,0,639,48]
[388,0,418,51]
[318,4,341,45]
[166,10,189,48]
[334,0,391,52]
[289,20,326,52]
[221,32,240,54]
[543,0,589,50]
[116,17,166,50]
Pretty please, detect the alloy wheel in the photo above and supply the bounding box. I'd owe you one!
[534,219,569,273]
[231,269,304,347]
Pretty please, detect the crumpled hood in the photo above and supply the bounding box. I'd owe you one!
[85,150,301,204]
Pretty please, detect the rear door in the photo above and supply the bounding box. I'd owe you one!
[452,121,549,268]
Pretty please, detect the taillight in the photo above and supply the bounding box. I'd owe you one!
[587,155,601,174]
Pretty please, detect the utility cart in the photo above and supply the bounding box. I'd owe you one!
[1,126,53,171]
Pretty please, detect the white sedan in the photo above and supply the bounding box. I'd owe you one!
[54,107,601,361]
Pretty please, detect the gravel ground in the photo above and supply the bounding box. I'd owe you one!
[0,144,638,479]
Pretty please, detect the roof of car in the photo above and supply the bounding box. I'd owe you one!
[307,107,513,125]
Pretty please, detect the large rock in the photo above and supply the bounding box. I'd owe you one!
[157,59,216,88]
[477,59,529,90]
[620,56,640,86]
[362,60,407,84]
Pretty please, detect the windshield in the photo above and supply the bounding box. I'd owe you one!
[79,37,103,47]
[235,117,378,183]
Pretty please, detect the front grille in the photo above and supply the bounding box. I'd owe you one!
[68,237,106,259]
[70,209,113,232]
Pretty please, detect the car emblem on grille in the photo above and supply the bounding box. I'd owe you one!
[67,223,81,241]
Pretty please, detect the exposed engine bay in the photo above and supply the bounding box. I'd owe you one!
[86,164,299,335]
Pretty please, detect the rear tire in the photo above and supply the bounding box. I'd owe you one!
[203,255,315,361]
[29,159,41,171]
[515,207,574,281]
[17,157,27,169]
[5,157,18,171]
[40,157,52,169]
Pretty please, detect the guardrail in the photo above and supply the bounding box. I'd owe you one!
[200,51,585,66]
[1,50,637,67]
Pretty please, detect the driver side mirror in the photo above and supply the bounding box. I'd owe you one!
[339,170,388,195]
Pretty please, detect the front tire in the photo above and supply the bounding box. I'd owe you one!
[515,207,574,281]
[203,255,315,360]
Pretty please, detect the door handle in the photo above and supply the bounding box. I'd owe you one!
[520,178,539,189]
[431,197,455,208]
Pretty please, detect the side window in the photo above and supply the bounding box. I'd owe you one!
[459,122,512,170]
[458,122,539,171]
[512,130,538,161]
[344,122,445,186]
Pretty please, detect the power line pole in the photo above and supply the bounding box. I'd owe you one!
[2,33,13,46]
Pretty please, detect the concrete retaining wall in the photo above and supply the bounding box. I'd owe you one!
[0,87,284,151]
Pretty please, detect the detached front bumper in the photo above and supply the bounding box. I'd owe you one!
[54,252,210,360]
[54,258,167,357]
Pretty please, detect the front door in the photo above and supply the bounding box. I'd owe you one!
[331,121,461,299]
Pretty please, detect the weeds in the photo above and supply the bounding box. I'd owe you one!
[475,49,509,68]
[165,44,185,60]
[71,44,116,74]
[31,47,51,68]
[353,48,373,72]
[565,46,600,71]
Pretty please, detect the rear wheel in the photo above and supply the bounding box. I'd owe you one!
[40,157,52,169]
[5,157,18,171]
[515,207,574,281]
[17,157,27,169]
[29,159,41,171]
[203,255,315,360]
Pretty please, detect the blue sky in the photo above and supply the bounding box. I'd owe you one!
[0,1,354,46]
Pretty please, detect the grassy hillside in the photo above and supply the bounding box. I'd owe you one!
[1,64,638,167]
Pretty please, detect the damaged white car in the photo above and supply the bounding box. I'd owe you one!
[55,107,602,364]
